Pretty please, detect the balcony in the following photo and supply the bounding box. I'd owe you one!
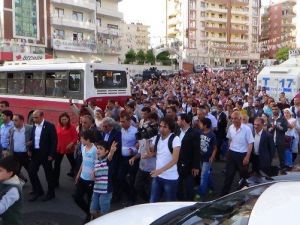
[52,39,96,53]
[208,36,227,42]
[231,0,249,7]
[51,0,95,11]
[51,16,96,31]
[230,18,249,24]
[97,44,122,55]
[206,6,228,13]
[97,26,121,37]
[205,16,227,23]
[205,26,227,33]
[205,0,228,4]
[230,38,248,43]
[96,5,123,19]
[231,9,249,16]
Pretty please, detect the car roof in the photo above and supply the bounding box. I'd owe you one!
[249,182,300,225]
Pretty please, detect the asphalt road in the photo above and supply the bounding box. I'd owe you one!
[22,155,290,225]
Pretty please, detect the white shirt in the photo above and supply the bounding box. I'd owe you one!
[179,127,189,142]
[34,119,45,149]
[121,126,137,156]
[227,124,254,153]
[152,133,181,180]
[254,129,263,155]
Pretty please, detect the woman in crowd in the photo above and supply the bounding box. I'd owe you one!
[54,112,78,187]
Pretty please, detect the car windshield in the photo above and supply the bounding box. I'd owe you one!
[178,183,273,225]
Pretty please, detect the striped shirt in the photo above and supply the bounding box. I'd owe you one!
[93,157,112,194]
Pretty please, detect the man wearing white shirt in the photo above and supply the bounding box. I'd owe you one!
[150,117,181,202]
[221,111,254,196]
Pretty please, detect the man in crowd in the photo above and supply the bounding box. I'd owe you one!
[28,110,57,201]
[0,110,14,157]
[0,101,9,126]
[221,111,254,196]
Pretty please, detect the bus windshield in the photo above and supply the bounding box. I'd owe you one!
[94,70,127,89]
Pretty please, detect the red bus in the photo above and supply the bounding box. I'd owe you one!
[0,59,131,123]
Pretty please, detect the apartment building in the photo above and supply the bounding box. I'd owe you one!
[120,22,150,61]
[166,0,261,66]
[260,0,297,59]
[51,0,123,63]
[0,0,52,63]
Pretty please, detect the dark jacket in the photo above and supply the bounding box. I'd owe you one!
[253,130,275,174]
[177,127,200,176]
[246,106,263,124]
[215,111,227,139]
[31,120,57,158]
[7,125,33,153]
[267,116,288,147]
[103,128,122,160]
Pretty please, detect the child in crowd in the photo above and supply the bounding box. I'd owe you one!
[196,118,217,200]
[0,156,23,225]
[90,141,118,220]
[73,130,97,223]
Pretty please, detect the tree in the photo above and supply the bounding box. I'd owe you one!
[145,49,155,65]
[276,47,290,62]
[136,50,145,64]
[156,51,171,65]
[124,49,136,64]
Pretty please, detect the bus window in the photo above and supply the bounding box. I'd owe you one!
[46,71,68,97]
[0,73,7,93]
[7,72,24,95]
[25,72,44,96]
[94,70,127,89]
[69,71,81,91]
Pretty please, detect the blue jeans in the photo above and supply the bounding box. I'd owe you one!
[199,162,213,196]
[150,177,178,203]
[90,192,112,214]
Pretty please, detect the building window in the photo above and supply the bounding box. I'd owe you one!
[55,8,64,18]
[54,29,64,39]
[45,71,68,97]
[73,32,83,41]
[96,18,101,26]
[72,11,83,22]
[14,0,38,38]
[0,73,7,94]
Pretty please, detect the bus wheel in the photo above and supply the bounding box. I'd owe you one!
[28,111,34,125]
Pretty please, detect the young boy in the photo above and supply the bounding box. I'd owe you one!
[197,118,217,199]
[73,130,97,223]
[0,155,23,225]
[90,140,117,220]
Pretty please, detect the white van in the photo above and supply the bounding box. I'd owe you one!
[257,52,300,101]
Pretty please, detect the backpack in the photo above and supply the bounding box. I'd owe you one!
[154,133,176,153]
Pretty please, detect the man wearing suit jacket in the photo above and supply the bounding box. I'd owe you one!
[101,117,122,202]
[215,104,227,160]
[29,110,57,201]
[268,104,288,173]
[246,99,263,124]
[177,113,200,201]
[252,117,275,176]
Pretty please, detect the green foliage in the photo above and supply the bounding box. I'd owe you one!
[145,49,156,65]
[156,51,171,65]
[125,49,136,64]
[136,50,145,65]
[276,47,290,62]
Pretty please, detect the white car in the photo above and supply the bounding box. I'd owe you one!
[87,181,300,225]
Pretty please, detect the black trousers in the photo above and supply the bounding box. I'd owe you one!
[221,150,249,196]
[13,152,30,173]
[134,168,152,202]
[276,145,285,169]
[29,151,55,196]
[177,173,195,201]
[116,156,138,202]
[54,152,76,185]
[73,178,94,216]
[251,154,260,174]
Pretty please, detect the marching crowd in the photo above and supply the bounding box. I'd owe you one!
[0,65,300,224]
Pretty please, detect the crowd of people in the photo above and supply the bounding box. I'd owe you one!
[0,65,300,224]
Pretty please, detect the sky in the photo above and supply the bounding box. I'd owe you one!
[119,0,300,48]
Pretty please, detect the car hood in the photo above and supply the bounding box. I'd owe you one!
[86,202,195,225]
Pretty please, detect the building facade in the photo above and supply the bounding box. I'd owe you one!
[166,0,261,66]
[0,0,52,63]
[260,0,297,59]
[120,22,150,62]
[51,0,123,63]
